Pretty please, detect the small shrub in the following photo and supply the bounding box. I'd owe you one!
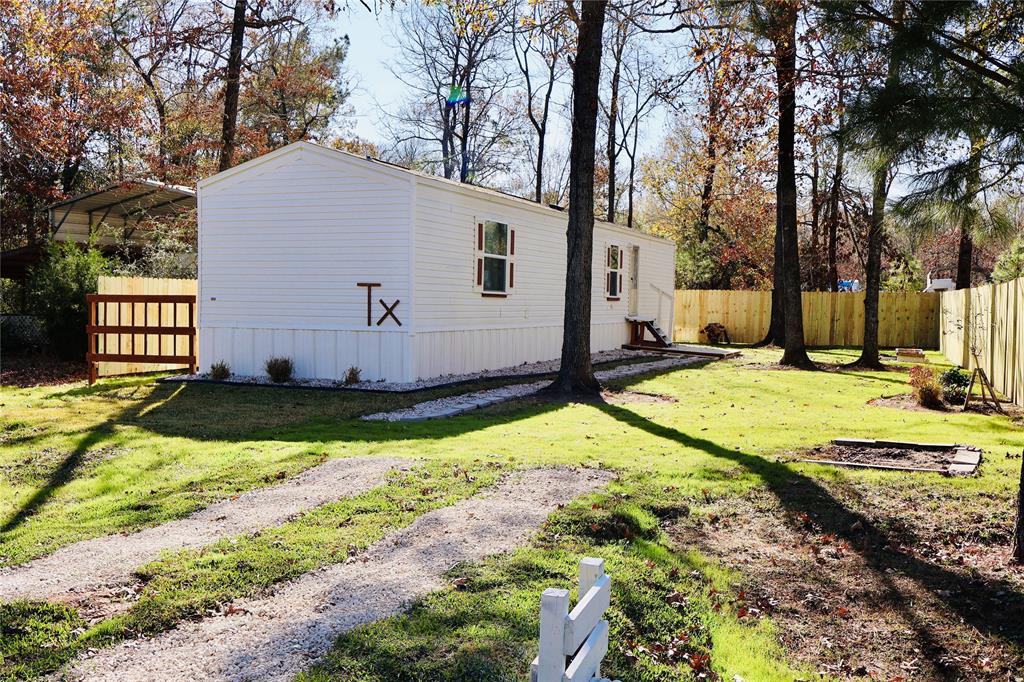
[908,365,943,409]
[265,356,294,383]
[939,367,971,404]
[27,240,111,359]
[209,361,231,381]
[343,365,362,385]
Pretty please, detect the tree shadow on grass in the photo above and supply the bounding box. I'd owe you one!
[592,401,1024,663]
[0,385,186,536]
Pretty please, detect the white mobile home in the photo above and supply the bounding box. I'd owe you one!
[197,141,675,382]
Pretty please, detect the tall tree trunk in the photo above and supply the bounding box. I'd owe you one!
[605,53,621,223]
[698,105,718,242]
[809,146,821,289]
[956,133,983,289]
[551,0,607,395]
[759,227,786,347]
[460,66,473,183]
[857,165,888,368]
[854,0,902,367]
[219,0,247,172]
[955,228,974,289]
[533,62,556,202]
[775,3,813,369]
[826,91,845,293]
[826,145,843,292]
[626,145,636,227]
[441,104,456,180]
[534,130,546,202]
[1012,456,1024,564]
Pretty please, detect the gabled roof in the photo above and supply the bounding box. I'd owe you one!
[199,141,671,244]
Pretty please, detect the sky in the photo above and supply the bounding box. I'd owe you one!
[330,6,672,163]
[328,5,910,201]
[333,7,403,146]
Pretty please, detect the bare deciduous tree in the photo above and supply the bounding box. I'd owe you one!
[512,1,571,202]
[384,0,524,184]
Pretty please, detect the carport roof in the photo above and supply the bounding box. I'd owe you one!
[47,180,196,232]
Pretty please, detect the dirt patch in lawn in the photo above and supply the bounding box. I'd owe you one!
[799,443,959,471]
[53,581,143,624]
[870,393,1024,421]
[600,389,677,404]
[738,360,906,374]
[670,480,1024,680]
[0,354,88,388]
[868,393,946,412]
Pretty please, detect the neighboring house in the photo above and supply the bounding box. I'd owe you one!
[1,180,196,282]
[197,141,676,382]
[923,273,955,292]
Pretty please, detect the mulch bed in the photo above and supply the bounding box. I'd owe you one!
[0,354,88,388]
[870,393,1024,421]
[800,443,957,471]
[868,393,946,412]
[671,481,1024,680]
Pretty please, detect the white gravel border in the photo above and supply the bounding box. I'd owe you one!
[166,349,662,392]
[362,355,704,421]
[64,467,614,682]
[0,457,410,602]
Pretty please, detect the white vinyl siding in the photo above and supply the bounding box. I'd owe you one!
[196,141,675,383]
[198,144,413,381]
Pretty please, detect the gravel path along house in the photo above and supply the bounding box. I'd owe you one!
[362,355,705,421]
[0,456,411,602]
[65,467,613,682]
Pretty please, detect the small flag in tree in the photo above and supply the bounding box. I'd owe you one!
[446,85,470,107]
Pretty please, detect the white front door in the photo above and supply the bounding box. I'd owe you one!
[628,245,639,316]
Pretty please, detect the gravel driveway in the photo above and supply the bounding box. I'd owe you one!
[1,456,410,602]
[64,467,612,682]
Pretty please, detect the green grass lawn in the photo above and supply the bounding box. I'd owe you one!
[2,348,1022,680]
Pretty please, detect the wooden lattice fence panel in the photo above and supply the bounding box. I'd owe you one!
[94,276,198,377]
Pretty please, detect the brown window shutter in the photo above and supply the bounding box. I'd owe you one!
[510,229,515,256]
[607,247,611,267]
[619,273,623,291]
[477,223,483,251]
[509,262,514,288]
[477,258,483,286]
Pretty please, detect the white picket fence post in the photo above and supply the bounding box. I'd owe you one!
[530,557,618,682]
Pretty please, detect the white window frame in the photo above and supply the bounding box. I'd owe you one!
[606,244,622,300]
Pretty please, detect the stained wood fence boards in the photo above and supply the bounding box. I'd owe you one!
[672,289,939,348]
[94,276,198,377]
[939,277,1022,407]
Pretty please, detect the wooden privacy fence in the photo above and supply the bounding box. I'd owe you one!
[88,276,198,381]
[531,558,618,682]
[673,289,940,348]
[939,277,1023,407]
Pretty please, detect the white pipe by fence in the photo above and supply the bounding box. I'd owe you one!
[531,558,619,682]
